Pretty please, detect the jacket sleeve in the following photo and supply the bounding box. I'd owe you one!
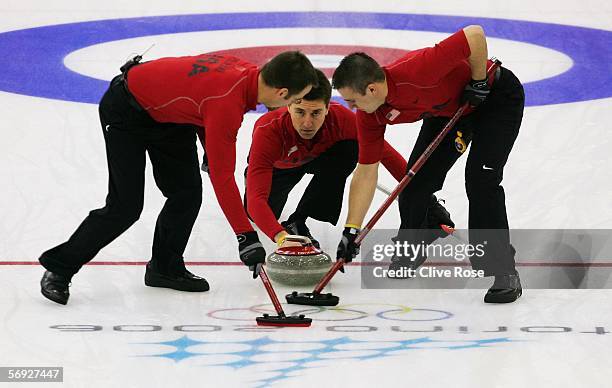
[356,109,387,165]
[203,104,254,234]
[380,141,407,181]
[245,124,286,241]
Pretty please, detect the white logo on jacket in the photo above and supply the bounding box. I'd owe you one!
[287,145,298,157]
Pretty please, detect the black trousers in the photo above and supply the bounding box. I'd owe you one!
[39,76,202,277]
[245,140,358,224]
[398,67,525,276]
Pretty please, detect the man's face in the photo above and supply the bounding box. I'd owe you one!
[338,85,383,114]
[266,85,313,109]
[288,99,329,139]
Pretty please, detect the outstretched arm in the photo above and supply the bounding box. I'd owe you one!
[463,25,488,80]
[336,162,378,267]
[345,162,379,228]
[204,109,254,234]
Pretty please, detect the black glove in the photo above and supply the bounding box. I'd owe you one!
[420,196,455,242]
[336,226,361,272]
[461,78,490,108]
[237,231,266,279]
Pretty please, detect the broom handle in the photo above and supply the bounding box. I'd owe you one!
[313,260,345,294]
[258,267,285,317]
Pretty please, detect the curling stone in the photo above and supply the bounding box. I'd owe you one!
[266,235,332,286]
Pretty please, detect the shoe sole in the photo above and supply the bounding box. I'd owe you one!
[484,289,522,304]
[144,277,210,292]
[40,288,68,305]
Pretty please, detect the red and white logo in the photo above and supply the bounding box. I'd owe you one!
[386,109,401,122]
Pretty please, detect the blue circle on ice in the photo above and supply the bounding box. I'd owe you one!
[0,12,610,106]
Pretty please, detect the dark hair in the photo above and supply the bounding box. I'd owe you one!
[301,69,332,105]
[260,51,318,97]
[332,52,385,95]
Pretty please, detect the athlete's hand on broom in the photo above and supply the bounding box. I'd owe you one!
[237,231,266,279]
[461,78,490,108]
[336,226,361,273]
[422,197,456,240]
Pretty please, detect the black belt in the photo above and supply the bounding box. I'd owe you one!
[493,66,502,83]
[116,67,144,112]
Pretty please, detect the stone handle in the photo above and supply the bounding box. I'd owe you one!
[283,234,312,246]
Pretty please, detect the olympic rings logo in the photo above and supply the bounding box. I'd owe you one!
[207,303,453,322]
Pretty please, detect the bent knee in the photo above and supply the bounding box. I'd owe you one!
[465,169,503,195]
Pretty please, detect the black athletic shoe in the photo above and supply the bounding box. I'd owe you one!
[386,254,427,279]
[144,264,209,292]
[484,271,522,303]
[40,270,71,305]
[281,219,320,249]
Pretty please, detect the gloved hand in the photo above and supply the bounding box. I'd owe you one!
[336,226,361,272]
[461,78,490,108]
[420,196,455,242]
[237,231,266,279]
